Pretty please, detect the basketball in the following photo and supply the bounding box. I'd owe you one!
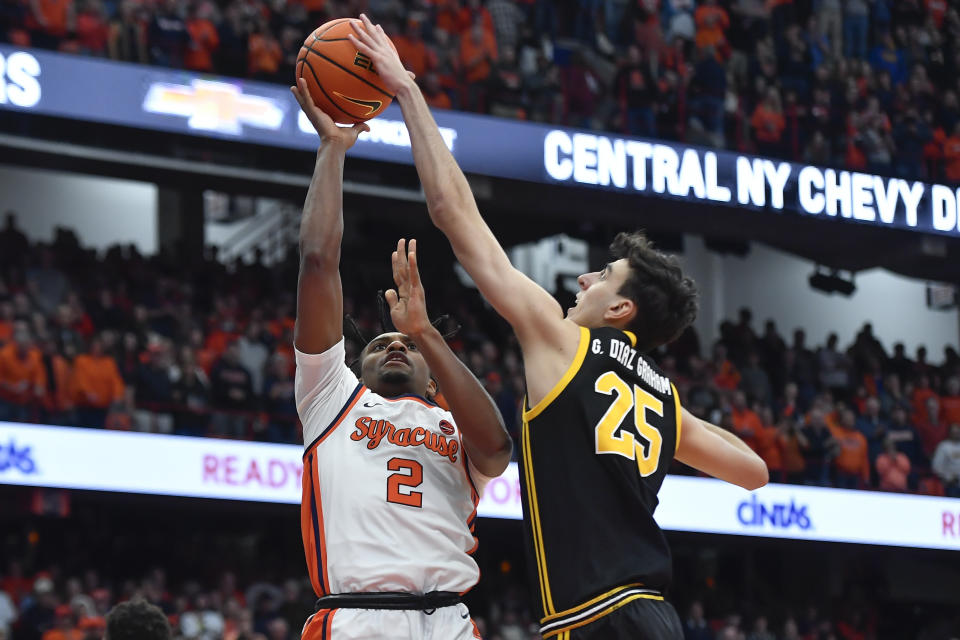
[297,18,398,125]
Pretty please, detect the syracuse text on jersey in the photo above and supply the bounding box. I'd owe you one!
[351,415,461,464]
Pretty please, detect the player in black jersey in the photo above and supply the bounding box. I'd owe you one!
[350,15,770,639]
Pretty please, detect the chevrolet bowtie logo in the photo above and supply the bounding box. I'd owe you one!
[142,79,285,135]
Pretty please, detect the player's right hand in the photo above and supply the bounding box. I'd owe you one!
[291,77,369,149]
[385,239,432,338]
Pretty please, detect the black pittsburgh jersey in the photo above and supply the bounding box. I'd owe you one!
[520,326,682,638]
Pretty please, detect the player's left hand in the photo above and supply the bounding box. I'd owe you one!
[291,77,369,149]
[348,14,417,95]
[385,239,432,337]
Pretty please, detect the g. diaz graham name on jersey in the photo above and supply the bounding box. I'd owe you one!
[596,337,671,396]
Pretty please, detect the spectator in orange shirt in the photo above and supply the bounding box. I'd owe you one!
[457,0,495,38]
[754,406,783,479]
[694,0,729,51]
[27,0,75,49]
[73,0,109,56]
[42,605,82,640]
[184,2,219,72]
[914,395,947,459]
[731,390,762,450]
[40,337,76,425]
[875,437,911,492]
[832,409,870,489]
[248,19,282,80]
[435,0,469,36]
[751,87,786,157]
[778,418,807,484]
[459,19,497,111]
[0,321,47,422]
[943,122,960,181]
[711,344,740,391]
[393,19,434,79]
[73,335,125,428]
[940,377,960,425]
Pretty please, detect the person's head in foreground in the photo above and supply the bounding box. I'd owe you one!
[566,231,699,353]
[105,598,171,640]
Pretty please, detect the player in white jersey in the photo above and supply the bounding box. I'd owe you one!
[290,78,513,640]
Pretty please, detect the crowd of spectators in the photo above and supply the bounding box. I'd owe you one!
[5,1,960,180]
[1,211,960,497]
[0,562,895,640]
[661,306,960,498]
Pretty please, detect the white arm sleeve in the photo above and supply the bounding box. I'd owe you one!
[295,338,360,448]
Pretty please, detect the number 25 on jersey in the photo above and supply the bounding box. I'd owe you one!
[593,371,663,476]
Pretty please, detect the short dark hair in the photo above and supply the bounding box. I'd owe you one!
[105,599,171,640]
[609,231,698,353]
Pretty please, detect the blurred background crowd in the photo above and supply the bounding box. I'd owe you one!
[4,0,960,180]
[0,556,892,640]
[0,212,959,498]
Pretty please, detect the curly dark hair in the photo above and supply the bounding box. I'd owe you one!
[105,598,171,640]
[609,231,698,353]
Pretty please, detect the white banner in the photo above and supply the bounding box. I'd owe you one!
[2,422,959,550]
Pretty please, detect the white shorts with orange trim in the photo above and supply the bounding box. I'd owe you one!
[302,605,483,640]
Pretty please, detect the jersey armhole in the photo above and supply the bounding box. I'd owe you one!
[523,326,591,422]
[672,383,682,454]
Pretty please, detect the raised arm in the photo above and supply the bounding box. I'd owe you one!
[386,239,512,476]
[348,16,569,348]
[291,77,369,354]
[675,408,769,490]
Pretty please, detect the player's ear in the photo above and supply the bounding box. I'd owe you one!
[426,376,439,399]
[604,298,635,324]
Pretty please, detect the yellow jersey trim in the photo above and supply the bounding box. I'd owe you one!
[540,583,647,623]
[521,416,555,614]
[623,330,637,347]
[541,593,665,638]
[672,383,682,454]
[523,326,590,422]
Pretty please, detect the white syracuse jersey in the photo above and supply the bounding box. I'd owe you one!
[295,338,487,597]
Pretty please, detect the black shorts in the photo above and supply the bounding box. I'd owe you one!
[560,597,683,640]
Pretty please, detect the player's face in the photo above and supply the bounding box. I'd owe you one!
[360,332,433,398]
[567,259,634,328]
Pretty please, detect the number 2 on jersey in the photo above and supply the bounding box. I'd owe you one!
[593,371,663,476]
[386,457,423,507]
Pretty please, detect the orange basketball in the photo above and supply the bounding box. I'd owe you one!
[297,18,397,124]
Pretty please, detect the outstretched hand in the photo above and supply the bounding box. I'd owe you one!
[349,14,417,95]
[290,77,369,148]
[385,239,432,337]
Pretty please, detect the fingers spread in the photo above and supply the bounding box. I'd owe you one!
[407,239,422,288]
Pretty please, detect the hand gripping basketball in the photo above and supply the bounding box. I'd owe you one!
[291,77,369,149]
[348,14,417,95]
[385,239,432,338]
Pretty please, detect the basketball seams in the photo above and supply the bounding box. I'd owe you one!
[313,17,352,39]
[297,56,366,122]
[301,41,396,99]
